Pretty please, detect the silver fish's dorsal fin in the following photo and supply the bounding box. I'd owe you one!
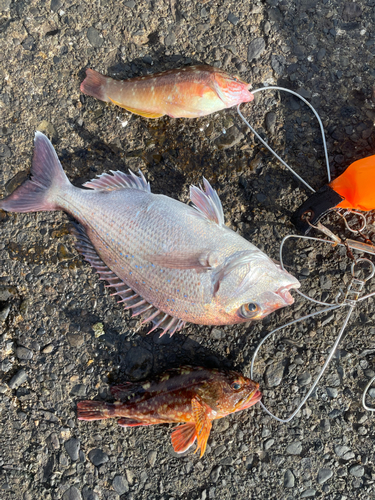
[70,223,185,337]
[190,178,224,226]
[83,169,151,192]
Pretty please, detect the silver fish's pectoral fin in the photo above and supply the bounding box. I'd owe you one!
[83,169,150,193]
[190,178,225,226]
[149,251,214,271]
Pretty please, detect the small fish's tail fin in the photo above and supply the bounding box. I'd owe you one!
[0,132,70,213]
[77,401,117,421]
[80,69,110,102]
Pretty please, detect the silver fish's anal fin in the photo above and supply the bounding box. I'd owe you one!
[83,169,151,193]
[190,178,224,226]
[149,250,215,271]
[70,223,187,337]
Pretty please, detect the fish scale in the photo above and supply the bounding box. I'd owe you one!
[0,132,300,335]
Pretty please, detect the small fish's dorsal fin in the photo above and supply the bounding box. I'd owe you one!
[171,423,197,454]
[190,178,224,226]
[83,169,151,192]
[192,397,213,458]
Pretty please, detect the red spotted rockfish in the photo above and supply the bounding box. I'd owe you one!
[77,366,262,457]
[0,133,300,336]
[80,65,254,118]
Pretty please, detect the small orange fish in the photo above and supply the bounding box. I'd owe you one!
[293,155,375,233]
[77,366,261,457]
[80,65,254,119]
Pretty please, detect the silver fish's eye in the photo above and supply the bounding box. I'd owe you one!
[239,302,259,319]
[231,382,241,390]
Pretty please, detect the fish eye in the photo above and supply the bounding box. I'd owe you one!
[233,76,239,82]
[231,382,242,390]
[239,303,259,319]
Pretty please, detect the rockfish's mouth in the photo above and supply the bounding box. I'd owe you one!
[276,282,300,306]
[236,388,262,411]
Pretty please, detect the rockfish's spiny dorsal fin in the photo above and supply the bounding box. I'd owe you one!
[190,178,224,226]
[83,169,151,192]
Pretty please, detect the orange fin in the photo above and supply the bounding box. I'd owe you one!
[117,417,151,427]
[107,97,164,118]
[171,423,197,453]
[192,397,212,458]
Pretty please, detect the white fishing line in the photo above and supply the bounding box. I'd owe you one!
[251,234,375,422]
[237,85,332,192]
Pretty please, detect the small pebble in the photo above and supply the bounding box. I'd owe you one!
[301,489,316,498]
[284,469,295,488]
[248,37,266,61]
[349,465,364,477]
[16,347,33,360]
[317,468,333,484]
[210,465,221,483]
[64,438,80,461]
[87,27,103,48]
[297,372,312,386]
[62,486,82,500]
[286,441,302,455]
[9,369,27,389]
[88,448,109,466]
[112,475,129,495]
[147,450,157,467]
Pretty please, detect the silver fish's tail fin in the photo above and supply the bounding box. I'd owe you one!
[80,68,110,102]
[77,401,116,421]
[0,132,70,213]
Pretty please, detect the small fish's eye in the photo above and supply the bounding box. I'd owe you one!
[240,303,259,319]
[233,76,238,82]
[231,382,242,390]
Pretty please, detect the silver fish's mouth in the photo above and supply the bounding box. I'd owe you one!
[277,283,299,305]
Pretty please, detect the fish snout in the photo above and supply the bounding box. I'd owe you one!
[276,280,300,306]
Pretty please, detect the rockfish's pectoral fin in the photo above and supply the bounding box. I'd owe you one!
[150,251,213,271]
[171,423,197,453]
[190,178,225,226]
[83,169,150,193]
[117,417,149,427]
[107,97,164,118]
[192,397,212,458]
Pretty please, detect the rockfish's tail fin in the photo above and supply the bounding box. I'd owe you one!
[80,68,110,102]
[0,132,70,213]
[77,401,116,421]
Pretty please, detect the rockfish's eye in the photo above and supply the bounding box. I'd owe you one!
[231,382,242,390]
[239,303,259,319]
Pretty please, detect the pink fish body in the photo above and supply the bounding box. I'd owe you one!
[0,133,300,335]
[80,65,254,118]
[77,365,262,457]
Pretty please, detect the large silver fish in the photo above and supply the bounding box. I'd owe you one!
[0,133,300,335]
